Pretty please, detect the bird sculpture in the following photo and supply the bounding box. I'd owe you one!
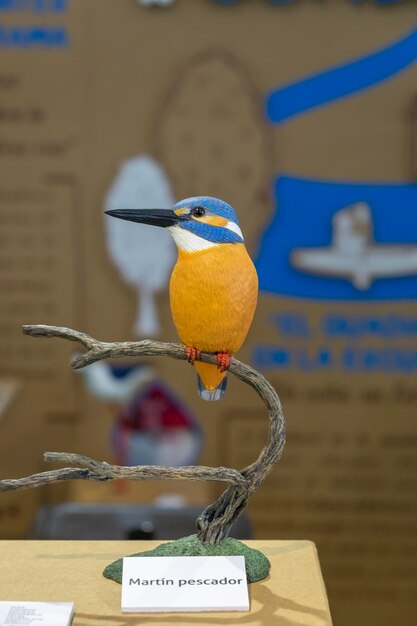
[106,196,258,401]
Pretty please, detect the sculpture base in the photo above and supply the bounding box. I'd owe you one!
[103,534,270,584]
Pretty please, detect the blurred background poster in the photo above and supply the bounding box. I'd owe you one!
[1,2,417,625]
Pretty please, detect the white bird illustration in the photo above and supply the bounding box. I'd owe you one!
[77,361,202,468]
[104,155,176,336]
[291,202,417,290]
[77,361,156,403]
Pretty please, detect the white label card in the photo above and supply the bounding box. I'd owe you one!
[121,555,249,613]
[0,602,74,626]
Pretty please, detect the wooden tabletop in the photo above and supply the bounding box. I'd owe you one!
[0,540,332,625]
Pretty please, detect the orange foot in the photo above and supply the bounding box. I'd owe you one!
[185,346,201,365]
[216,352,230,373]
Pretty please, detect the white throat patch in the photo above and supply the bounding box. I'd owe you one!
[168,227,218,252]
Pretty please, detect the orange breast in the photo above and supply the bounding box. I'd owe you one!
[169,243,258,355]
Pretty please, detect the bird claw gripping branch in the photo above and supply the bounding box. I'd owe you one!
[216,352,230,373]
[186,346,202,365]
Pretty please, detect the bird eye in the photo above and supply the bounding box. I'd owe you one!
[191,206,206,218]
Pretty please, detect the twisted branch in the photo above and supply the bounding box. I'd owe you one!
[0,452,247,492]
[0,325,286,545]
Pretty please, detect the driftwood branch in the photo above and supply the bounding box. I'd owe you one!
[0,452,247,492]
[0,325,286,545]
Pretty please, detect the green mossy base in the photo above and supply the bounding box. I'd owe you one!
[103,534,270,584]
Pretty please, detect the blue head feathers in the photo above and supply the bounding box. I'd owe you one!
[172,196,244,245]
[105,195,244,248]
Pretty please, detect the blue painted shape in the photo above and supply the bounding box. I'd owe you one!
[0,26,68,47]
[255,176,417,300]
[0,0,67,11]
[373,1,410,4]
[266,24,417,123]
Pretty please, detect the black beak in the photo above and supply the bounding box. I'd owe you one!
[105,208,189,228]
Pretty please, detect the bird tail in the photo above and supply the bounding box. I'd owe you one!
[195,362,228,402]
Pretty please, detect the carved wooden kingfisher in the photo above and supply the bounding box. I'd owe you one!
[106,196,258,401]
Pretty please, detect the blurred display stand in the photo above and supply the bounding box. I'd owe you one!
[32,501,252,541]
[0,539,332,625]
